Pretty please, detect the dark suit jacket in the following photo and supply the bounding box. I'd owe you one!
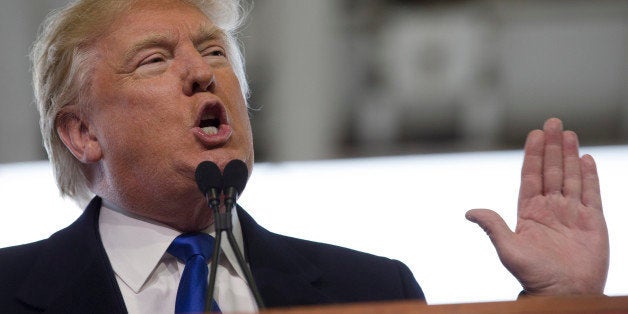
[0,197,424,313]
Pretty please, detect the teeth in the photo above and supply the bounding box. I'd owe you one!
[202,126,218,135]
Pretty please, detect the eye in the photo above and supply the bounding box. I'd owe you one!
[203,46,227,58]
[139,54,166,67]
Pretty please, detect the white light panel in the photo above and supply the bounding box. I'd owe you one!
[1,146,626,304]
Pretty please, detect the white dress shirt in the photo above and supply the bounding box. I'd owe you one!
[99,199,258,313]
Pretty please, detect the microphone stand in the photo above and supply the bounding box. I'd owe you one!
[204,189,266,312]
[205,187,225,313]
[223,188,265,310]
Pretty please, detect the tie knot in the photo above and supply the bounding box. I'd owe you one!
[167,233,215,263]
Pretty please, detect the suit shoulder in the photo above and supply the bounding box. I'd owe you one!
[273,233,425,300]
[239,208,426,302]
[0,240,46,268]
[0,240,47,300]
[277,233,394,265]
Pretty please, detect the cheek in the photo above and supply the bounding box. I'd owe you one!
[93,93,183,153]
[94,111,145,155]
[229,92,253,146]
[220,73,250,126]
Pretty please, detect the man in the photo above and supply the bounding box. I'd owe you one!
[0,0,609,313]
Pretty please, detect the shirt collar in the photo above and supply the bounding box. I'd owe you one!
[98,198,247,293]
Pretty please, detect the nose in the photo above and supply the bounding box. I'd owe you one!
[182,53,216,96]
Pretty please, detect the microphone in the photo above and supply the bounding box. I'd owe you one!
[222,159,248,212]
[194,161,222,211]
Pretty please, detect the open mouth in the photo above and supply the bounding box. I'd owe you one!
[197,102,226,135]
[193,101,232,147]
[199,111,221,135]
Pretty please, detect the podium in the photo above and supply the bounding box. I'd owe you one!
[260,295,628,314]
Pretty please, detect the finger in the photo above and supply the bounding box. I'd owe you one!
[466,209,514,248]
[519,130,544,202]
[562,131,582,200]
[543,118,564,195]
[581,154,602,210]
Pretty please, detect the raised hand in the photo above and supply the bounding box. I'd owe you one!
[466,118,609,296]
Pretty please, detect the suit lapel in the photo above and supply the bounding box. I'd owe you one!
[16,197,127,313]
[237,207,332,308]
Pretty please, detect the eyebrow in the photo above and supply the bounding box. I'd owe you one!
[121,24,226,65]
[122,33,176,65]
[192,24,225,47]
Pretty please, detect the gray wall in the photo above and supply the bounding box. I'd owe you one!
[1,0,627,164]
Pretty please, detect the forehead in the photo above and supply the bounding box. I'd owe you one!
[106,0,220,41]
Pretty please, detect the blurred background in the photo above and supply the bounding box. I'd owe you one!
[1,0,627,163]
[1,0,628,305]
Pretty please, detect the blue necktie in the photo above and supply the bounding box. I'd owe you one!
[167,233,221,313]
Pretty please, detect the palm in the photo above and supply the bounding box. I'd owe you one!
[508,196,608,294]
[467,118,609,296]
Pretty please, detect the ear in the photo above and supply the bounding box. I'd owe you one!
[56,107,103,163]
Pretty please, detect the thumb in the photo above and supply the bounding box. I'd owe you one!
[465,208,514,248]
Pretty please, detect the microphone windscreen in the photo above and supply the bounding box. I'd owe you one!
[195,161,222,194]
[223,159,248,194]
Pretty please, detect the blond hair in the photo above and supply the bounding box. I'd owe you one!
[31,0,249,206]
